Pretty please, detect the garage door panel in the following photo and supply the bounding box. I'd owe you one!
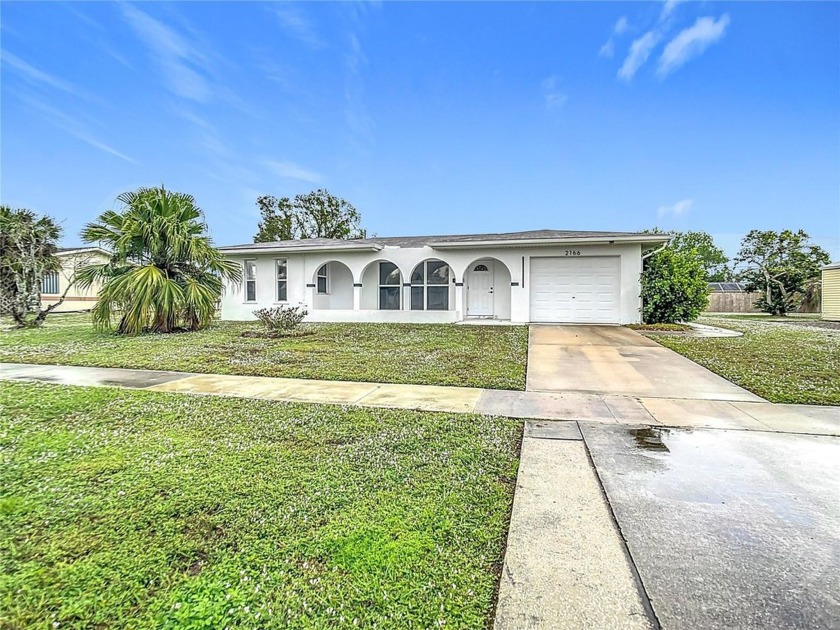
[529,257,620,323]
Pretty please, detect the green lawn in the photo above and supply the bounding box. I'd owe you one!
[654,316,840,405]
[0,381,520,629]
[0,313,528,390]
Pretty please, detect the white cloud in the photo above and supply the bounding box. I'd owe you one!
[614,16,630,35]
[274,5,323,48]
[598,17,630,58]
[657,15,731,78]
[540,76,568,109]
[267,160,322,183]
[14,92,136,163]
[618,31,660,81]
[657,199,694,218]
[1,50,88,98]
[121,4,211,102]
[660,0,684,21]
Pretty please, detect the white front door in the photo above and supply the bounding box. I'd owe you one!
[529,256,621,323]
[467,262,494,316]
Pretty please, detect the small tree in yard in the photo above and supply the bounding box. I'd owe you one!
[77,187,241,335]
[254,189,366,242]
[0,205,68,328]
[735,229,830,316]
[640,247,709,323]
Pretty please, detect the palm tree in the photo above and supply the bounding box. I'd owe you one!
[77,187,241,334]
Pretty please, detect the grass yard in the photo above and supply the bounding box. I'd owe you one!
[654,316,840,405]
[0,381,520,629]
[0,313,528,390]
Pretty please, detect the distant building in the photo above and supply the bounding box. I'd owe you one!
[40,247,110,313]
[822,263,840,321]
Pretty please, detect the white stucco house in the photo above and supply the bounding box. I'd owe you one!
[218,229,670,325]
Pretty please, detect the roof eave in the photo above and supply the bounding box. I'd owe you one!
[429,234,672,249]
[218,244,383,255]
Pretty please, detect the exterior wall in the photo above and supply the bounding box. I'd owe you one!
[822,267,840,321]
[219,242,644,324]
[40,252,108,313]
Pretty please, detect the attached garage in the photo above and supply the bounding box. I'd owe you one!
[529,256,621,323]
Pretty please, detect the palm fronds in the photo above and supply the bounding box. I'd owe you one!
[79,187,240,334]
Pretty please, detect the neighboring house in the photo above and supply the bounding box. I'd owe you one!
[822,263,840,321]
[706,282,761,313]
[218,230,670,325]
[40,247,110,313]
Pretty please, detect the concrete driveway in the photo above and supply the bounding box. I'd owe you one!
[526,325,764,402]
[582,423,840,629]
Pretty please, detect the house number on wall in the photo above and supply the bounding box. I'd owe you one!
[564,250,582,256]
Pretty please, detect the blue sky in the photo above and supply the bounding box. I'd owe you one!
[2,1,838,258]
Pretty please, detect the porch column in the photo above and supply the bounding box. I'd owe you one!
[455,280,464,318]
[353,283,362,310]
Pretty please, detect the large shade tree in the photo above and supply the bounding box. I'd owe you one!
[0,205,63,328]
[77,187,240,334]
[254,189,366,242]
[735,229,830,315]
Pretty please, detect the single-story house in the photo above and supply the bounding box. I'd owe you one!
[40,247,110,312]
[822,262,840,321]
[218,230,670,325]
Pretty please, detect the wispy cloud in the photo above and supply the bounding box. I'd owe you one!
[599,16,630,59]
[266,160,322,183]
[657,198,693,218]
[660,0,685,22]
[121,4,211,102]
[540,76,568,109]
[15,92,137,164]
[1,50,89,98]
[618,31,660,81]
[657,15,731,78]
[273,4,324,48]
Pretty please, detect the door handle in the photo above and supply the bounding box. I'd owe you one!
[489,287,494,294]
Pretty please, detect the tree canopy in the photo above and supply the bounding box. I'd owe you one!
[0,205,63,327]
[254,189,366,242]
[644,228,730,281]
[734,229,830,315]
[77,187,241,334]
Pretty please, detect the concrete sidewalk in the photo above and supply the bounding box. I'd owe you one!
[1,363,837,435]
[494,422,654,630]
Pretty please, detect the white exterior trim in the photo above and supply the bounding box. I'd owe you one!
[219,241,645,324]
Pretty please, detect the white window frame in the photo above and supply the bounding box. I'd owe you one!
[276,259,288,302]
[244,259,257,303]
[410,260,450,311]
[316,263,329,295]
[378,262,401,310]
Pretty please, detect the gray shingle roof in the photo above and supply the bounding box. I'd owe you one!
[219,229,669,252]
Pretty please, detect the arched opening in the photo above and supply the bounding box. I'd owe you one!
[311,261,353,310]
[410,259,453,311]
[361,260,404,310]
[465,258,511,319]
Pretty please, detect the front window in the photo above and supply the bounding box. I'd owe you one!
[317,264,328,294]
[410,260,450,310]
[378,262,401,310]
[276,259,287,301]
[41,270,60,295]
[244,260,257,302]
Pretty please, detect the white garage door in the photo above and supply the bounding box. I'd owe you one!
[529,257,621,323]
